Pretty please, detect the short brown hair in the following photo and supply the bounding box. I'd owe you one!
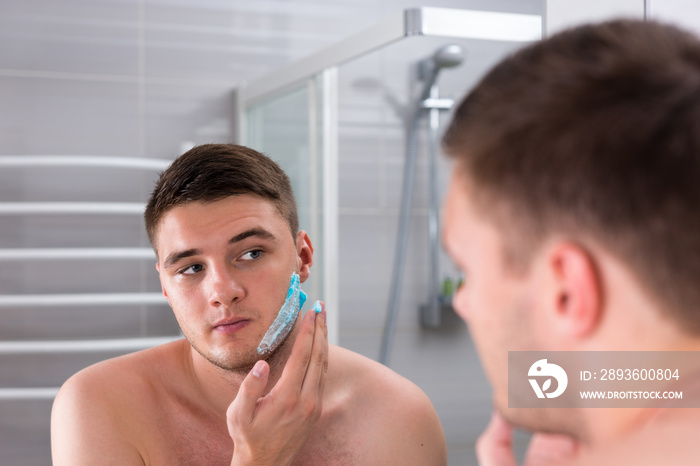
[443,20,700,331]
[145,144,299,252]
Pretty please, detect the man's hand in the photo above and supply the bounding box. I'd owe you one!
[477,411,582,466]
[227,304,328,466]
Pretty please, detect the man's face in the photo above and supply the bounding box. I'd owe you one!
[442,169,537,414]
[154,194,311,373]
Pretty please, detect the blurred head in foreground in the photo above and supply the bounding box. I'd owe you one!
[442,19,700,440]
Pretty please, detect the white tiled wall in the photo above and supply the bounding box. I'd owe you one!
[648,0,700,35]
[0,1,543,464]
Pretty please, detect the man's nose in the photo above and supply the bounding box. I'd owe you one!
[205,263,243,308]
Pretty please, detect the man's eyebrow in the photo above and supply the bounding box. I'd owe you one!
[162,228,276,270]
[229,227,277,245]
[163,248,202,270]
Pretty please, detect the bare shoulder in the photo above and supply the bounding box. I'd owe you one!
[327,344,433,405]
[51,339,186,465]
[325,345,447,465]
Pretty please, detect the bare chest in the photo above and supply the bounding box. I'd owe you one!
[139,403,360,466]
[136,401,233,466]
[289,422,358,466]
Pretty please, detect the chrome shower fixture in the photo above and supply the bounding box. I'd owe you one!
[380,44,465,366]
[418,44,465,93]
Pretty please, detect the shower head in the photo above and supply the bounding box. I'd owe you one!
[418,44,465,86]
[431,44,465,69]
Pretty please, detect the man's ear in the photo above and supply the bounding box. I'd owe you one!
[545,242,602,340]
[296,230,314,283]
[155,261,169,301]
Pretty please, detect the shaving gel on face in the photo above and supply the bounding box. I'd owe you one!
[256,272,307,356]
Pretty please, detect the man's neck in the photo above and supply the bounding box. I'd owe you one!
[577,336,700,446]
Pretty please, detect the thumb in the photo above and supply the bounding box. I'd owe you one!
[228,360,269,428]
[524,432,580,465]
[477,411,518,466]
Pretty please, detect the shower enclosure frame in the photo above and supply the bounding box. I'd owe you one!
[236,7,543,348]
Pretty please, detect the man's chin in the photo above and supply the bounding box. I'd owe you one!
[208,351,256,372]
[496,402,582,439]
[494,392,541,430]
[190,325,297,374]
[207,339,290,374]
[190,338,260,374]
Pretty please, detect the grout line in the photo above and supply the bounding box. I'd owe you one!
[0,68,239,87]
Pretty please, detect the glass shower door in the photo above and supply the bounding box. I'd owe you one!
[243,70,338,344]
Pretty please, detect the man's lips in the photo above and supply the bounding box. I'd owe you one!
[213,318,250,334]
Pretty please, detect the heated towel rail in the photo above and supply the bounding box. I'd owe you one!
[0,155,181,401]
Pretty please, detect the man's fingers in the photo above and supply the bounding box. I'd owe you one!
[523,432,580,466]
[318,308,328,395]
[476,411,518,466]
[277,306,317,389]
[227,304,327,465]
[228,360,269,428]
[482,411,514,447]
[300,303,328,397]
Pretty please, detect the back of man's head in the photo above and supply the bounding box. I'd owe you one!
[144,144,299,252]
[443,19,700,332]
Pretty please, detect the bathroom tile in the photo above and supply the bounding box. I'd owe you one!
[144,82,235,159]
[0,77,140,157]
[0,305,177,342]
[2,350,136,388]
[142,0,367,83]
[2,260,160,295]
[383,145,432,209]
[447,446,478,466]
[338,211,452,331]
[0,0,139,76]
[337,158,382,209]
[0,165,159,203]
[649,0,700,33]
[0,400,52,466]
[0,214,147,249]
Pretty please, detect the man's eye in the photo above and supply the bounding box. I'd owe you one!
[180,264,204,275]
[240,249,263,261]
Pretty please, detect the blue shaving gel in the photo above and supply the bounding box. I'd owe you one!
[311,300,322,313]
[257,272,307,356]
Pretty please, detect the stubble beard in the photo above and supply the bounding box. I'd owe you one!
[184,321,298,376]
